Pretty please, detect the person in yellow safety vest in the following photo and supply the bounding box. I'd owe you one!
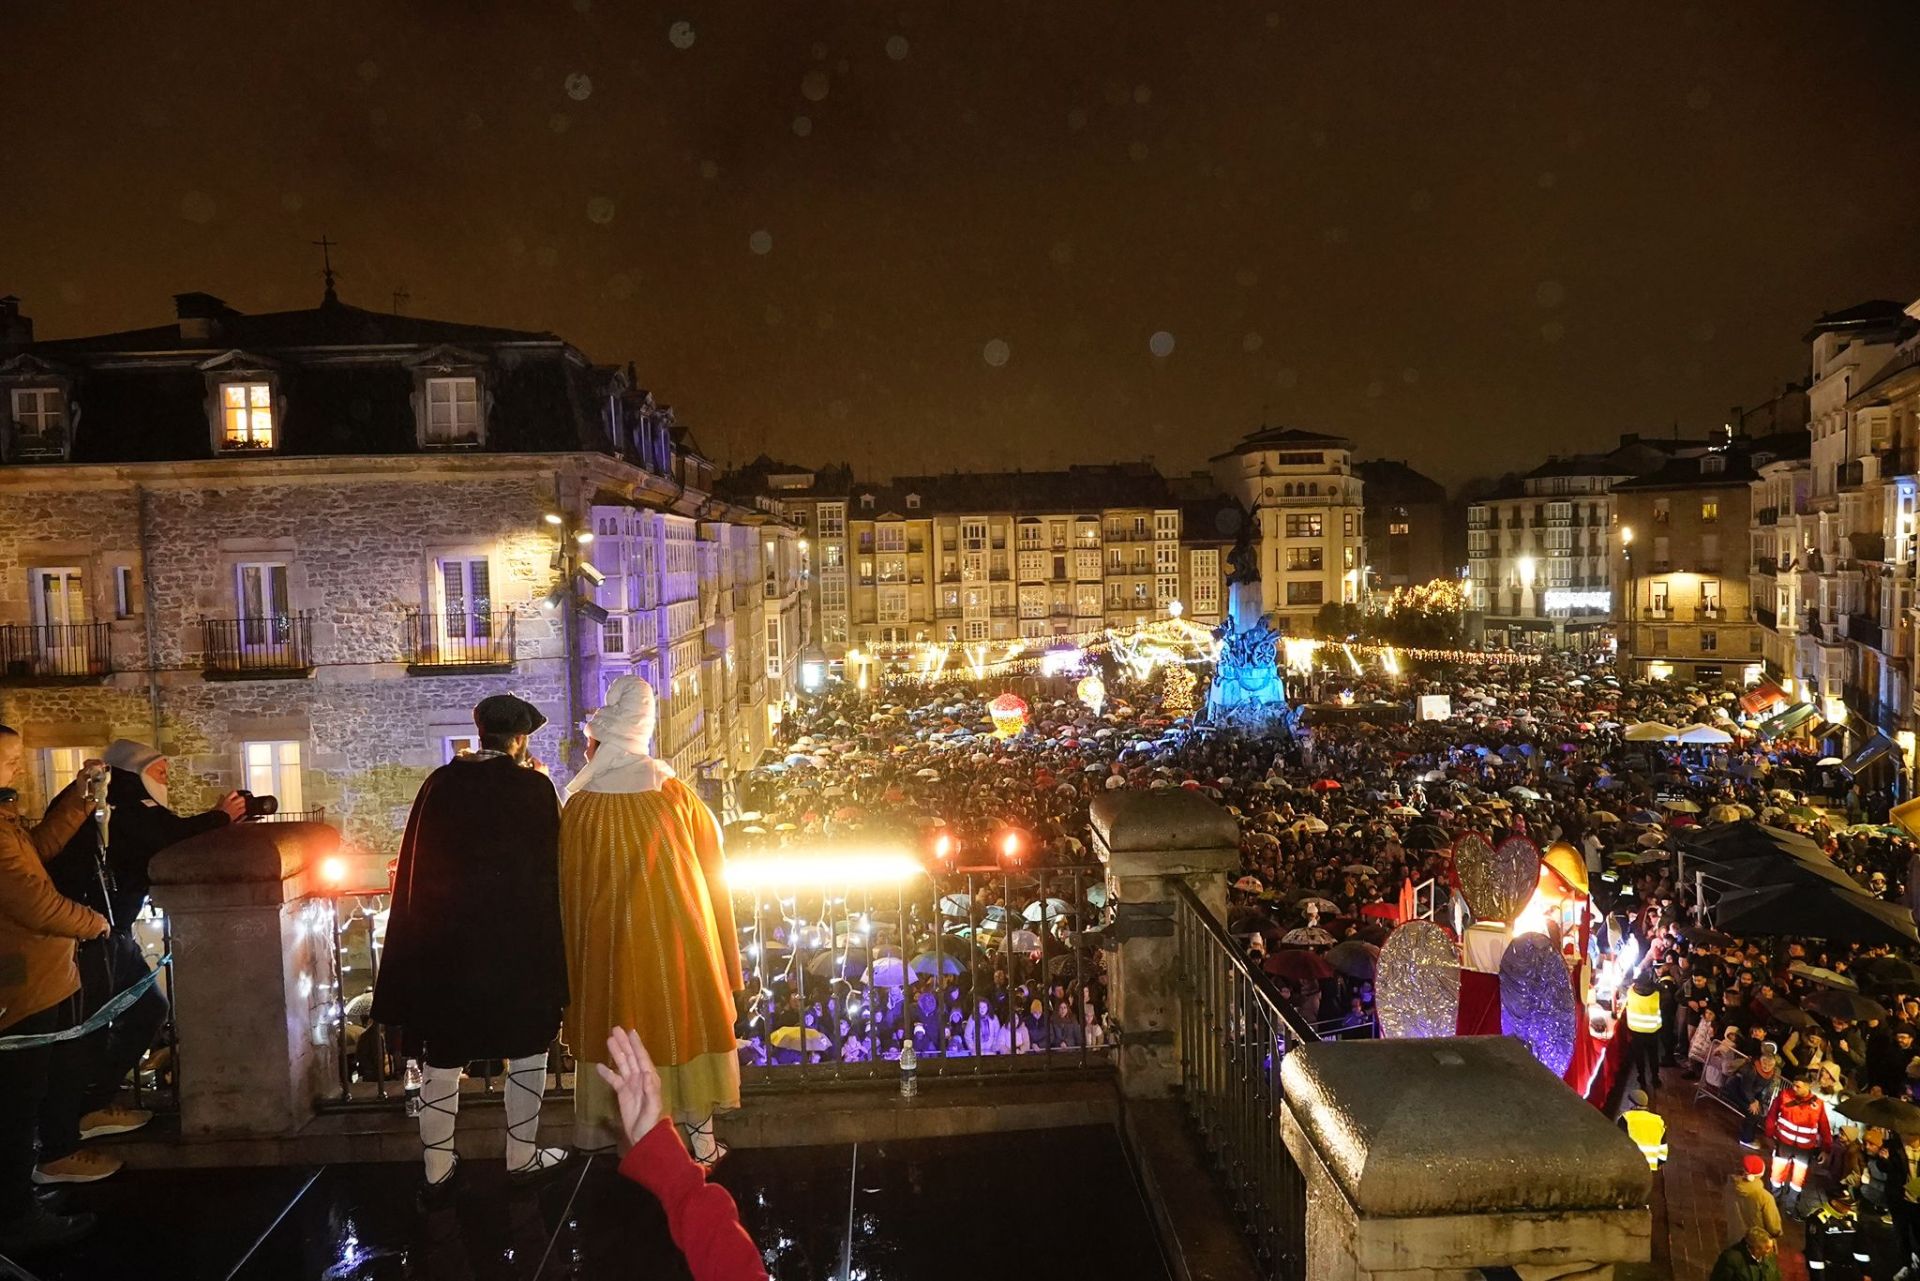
[1624,972,1664,1093]
[1619,1088,1668,1170]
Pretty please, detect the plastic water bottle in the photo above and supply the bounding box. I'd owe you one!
[403,1059,423,1117]
[898,1042,917,1099]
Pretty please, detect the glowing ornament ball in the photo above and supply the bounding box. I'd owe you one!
[989,693,1029,738]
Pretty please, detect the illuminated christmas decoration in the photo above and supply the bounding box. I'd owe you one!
[988,692,1029,737]
[1207,610,1288,729]
[1160,664,1196,718]
[1077,673,1107,715]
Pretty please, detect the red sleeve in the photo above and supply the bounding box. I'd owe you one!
[618,1121,768,1281]
[1762,1091,1782,1140]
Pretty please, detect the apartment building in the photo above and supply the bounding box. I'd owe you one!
[1465,436,1713,650]
[0,288,802,843]
[1752,299,1920,776]
[1353,459,1449,588]
[1612,440,1783,686]
[1210,427,1365,632]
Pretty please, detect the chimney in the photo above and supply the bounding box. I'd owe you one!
[173,292,229,343]
[0,296,30,348]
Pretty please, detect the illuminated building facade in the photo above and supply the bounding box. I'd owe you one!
[1753,299,1920,775]
[1209,426,1366,633]
[1465,437,1711,650]
[0,289,804,842]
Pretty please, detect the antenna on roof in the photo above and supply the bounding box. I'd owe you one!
[312,235,341,304]
[391,285,410,315]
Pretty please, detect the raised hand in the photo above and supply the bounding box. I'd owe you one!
[595,1026,663,1149]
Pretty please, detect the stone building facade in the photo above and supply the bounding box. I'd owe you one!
[0,288,804,850]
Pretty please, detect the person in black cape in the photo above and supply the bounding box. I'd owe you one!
[371,694,571,1192]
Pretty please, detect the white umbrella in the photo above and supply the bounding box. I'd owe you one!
[1676,724,1732,745]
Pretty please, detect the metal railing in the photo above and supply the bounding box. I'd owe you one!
[405,610,516,668]
[320,861,1111,1108]
[255,806,328,825]
[0,621,113,680]
[200,614,313,676]
[1173,880,1318,1281]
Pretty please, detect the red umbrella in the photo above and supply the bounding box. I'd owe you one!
[1264,950,1335,984]
[1311,779,1343,792]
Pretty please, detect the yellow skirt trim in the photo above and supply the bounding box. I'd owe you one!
[574,1046,740,1136]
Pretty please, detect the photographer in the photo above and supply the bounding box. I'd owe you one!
[0,725,111,1254]
[38,739,243,1186]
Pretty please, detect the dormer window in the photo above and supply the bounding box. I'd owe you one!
[219,381,276,450]
[7,387,68,459]
[860,493,876,509]
[425,376,481,445]
[906,493,921,509]
[1701,454,1727,475]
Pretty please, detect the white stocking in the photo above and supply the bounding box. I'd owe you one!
[504,1053,567,1172]
[419,1065,463,1184]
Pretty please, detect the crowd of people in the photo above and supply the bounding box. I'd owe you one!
[728,649,1920,1277]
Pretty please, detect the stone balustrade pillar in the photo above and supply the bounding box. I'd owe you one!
[150,820,342,1138]
[1091,789,1241,1098]
[1281,1037,1652,1279]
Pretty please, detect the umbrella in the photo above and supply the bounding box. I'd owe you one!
[770,1026,833,1052]
[1674,924,1735,947]
[1714,882,1920,947]
[1839,1094,1920,1135]
[868,956,909,988]
[1086,882,1110,908]
[1676,724,1733,745]
[1324,939,1380,981]
[1403,824,1450,850]
[1023,898,1075,922]
[1802,988,1888,1023]
[1817,756,1844,767]
[938,893,972,917]
[1295,896,1341,917]
[1280,926,1336,946]
[1342,863,1379,875]
[1228,905,1276,934]
[908,951,968,977]
[1233,875,1265,892]
[1311,779,1342,792]
[1047,953,1096,978]
[1856,957,1920,988]
[1706,804,1743,825]
[1760,996,1815,1030]
[1588,811,1622,825]
[1263,950,1334,983]
[1007,929,1043,953]
[1787,962,1858,991]
[1624,722,1679,742]
[1661,798,1702,814]
[1508,786,1544,802]
[807,949,872,980]
[1292,816,1330,834]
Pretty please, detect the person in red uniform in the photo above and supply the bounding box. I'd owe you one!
[600,1027,767,1280]
[1764,1072,1832,1210]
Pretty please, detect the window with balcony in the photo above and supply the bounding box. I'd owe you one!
[219,381,276,450]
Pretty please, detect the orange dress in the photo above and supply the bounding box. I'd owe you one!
[559,779,742,1129]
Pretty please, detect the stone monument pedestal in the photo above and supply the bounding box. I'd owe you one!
[1280,1036,1652,1279]
[150,821,342,1138]
[1091,790,1241,1098]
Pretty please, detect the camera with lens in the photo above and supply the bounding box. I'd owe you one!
[235,789,280,820]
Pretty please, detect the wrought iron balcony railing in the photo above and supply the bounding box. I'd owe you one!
[405,610,516,671]
[200,614,314,678]
[0,622,112,682]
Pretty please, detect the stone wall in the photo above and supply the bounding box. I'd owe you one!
[0,461,573,854]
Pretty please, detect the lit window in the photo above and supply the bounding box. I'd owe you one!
[425,376,481,445]
[38,746,99,812]
[220,382,275,449]
[10,387,65,439]
[1388,522,1410,536]
[1700,500,1719,524]
[443,734,478,762]
[243,740,304,812]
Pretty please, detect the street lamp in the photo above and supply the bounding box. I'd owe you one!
[1619,527,1634,677]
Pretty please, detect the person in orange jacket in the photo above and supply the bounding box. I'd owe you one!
[1764,1071,1832,1211]
[0,728,111,1255]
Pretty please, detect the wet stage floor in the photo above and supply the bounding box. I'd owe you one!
[23,1125,1171,1280]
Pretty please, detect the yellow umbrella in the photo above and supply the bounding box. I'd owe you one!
[1542,842,1588,896]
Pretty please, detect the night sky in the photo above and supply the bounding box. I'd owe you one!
[5,1,1918,488]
